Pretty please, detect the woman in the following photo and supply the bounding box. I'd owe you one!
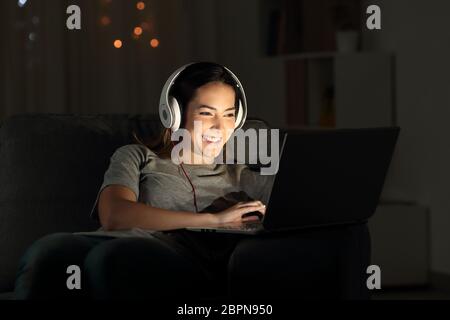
[13,62,271,300]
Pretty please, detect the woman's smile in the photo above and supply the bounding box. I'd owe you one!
[202,134,222,144]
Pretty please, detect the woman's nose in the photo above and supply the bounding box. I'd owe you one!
[211,116,226,130]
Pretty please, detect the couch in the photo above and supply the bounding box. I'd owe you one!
[0,113,371,300]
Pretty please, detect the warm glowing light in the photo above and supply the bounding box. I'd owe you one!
[113,39,123,48]
[150,38,159,48]
[136,2,145,10]
[133,27,143,36]
[100,16,111,26]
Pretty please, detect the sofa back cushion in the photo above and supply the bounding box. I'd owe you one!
[0,113,162,292]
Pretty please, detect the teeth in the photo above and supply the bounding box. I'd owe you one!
[203,135,221,143]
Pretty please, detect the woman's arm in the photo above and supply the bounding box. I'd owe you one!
[98,185,265,231]
[98,185,216,231]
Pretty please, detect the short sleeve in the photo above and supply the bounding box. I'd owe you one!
[89,144,151,221]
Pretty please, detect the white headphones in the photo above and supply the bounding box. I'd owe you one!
[159,62,247,132]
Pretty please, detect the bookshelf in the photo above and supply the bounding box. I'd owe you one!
[256,0,394,129]
[276,52,395,129]
[212,0,393,129]
[260,0,363,57]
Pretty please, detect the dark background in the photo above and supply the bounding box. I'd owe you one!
[1,0,449,298]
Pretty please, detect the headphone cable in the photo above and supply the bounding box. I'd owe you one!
[171,140,199,213]
[179,161,199,213]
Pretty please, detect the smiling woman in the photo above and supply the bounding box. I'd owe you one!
[13,62,272,300]
[73,62,269,233]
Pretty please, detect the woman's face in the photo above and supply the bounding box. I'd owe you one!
[183,81,236,163]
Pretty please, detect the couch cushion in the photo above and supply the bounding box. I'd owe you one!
[0,113,162,292]
[0,291,13,300]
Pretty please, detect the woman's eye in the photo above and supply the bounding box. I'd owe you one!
[225,113,235,118]
[199,112,213,116]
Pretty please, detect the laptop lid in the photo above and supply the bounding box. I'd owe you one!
[262,126,400,231]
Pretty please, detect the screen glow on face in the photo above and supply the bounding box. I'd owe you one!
[184,82,236,162]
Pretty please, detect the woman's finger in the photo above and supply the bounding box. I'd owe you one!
[242,216,260,222]
[236,201,264,208]
[238,205,265,216]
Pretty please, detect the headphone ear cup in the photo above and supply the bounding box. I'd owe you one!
[169,96,182,132]
[235,99,244,129]
[159,100,174,129]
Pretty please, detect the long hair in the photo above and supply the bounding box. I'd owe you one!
[133,62,241,158]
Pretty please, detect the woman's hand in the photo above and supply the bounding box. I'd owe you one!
[211,200,266,224]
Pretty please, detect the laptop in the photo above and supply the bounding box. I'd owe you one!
[186,126,400,235]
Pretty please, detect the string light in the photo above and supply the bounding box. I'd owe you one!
[103,1,160,50]
[133,27,143,36]
[150,38,159,48]
[113,39,123,48]
[136,2,145,10]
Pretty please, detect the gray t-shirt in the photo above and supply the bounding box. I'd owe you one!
[74,144,273,238]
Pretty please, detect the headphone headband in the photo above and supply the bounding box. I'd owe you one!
[159,62,247,131]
